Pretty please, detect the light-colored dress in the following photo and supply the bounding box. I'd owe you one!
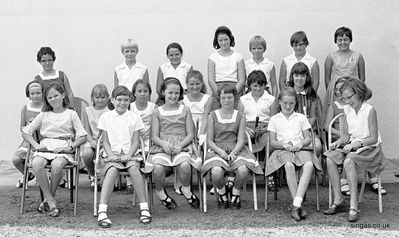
[324,103,386,174]
[17,104,42,152]
[240,91,275,152]
[265,112,322,176]
[182,94,209,132]
[245,57,274,90]
[148,105,201,170]
[97,110,145,176]
[82,105,109,149]
[22,109,87,164]
[130,101,156,151]
[160,60,192,89]
[324,50,361,112]
[283,52,317,84]
[115,61,148,91]
[201,110,263,175]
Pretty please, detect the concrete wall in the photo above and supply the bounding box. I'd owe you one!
[1,0,398,160]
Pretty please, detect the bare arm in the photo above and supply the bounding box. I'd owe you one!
[20,106,26,130]
[176,109,195,149]
[126,130,140,157]
[156,67,164,95]
[269,66,278,97]
[143,69,149,83]
[114,71,119,88]
[82,110,94,143]
[235,59,246,93]
[278,60,287,91]
[208,59,218,95]
[311,61,320,92]
[63,73,75,108]
[358,54,366,82]
[324,54,333,90]
[102,130,117,160]
[199,96,213,135]
[231,114,246,154]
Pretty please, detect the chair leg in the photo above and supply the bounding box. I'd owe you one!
[148,175,154,213]
[74,167,79,216]
[378,174,383,213]
[273,173,278,201]
[133,190,137,206]
[93,173,98,217]
[359,171,367,203]
[70,169,74,203]
[328,179,332,207]
[252,174,257,211]
[20,161,30,214]
[315,171,320,212]
[264,175,268,210]
[197,171,203,212]
[203,175,207,213]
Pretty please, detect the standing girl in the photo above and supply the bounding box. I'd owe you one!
[208,26,246,110]
[81,84,110,189]
[114,39,149,91]
[97,86,151,227]
[324,27,365,113]
[35,47,75,108]
[13,81,43,187]
[245,35,278,97]
[265,87,322,221]
[156,43,193,105]
[201,84,263,209]
[150,78,201,210]
[279,31,320,92]
[22,83,87,217]
[324,78,385,222]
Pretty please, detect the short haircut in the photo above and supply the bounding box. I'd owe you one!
[290,31,309,47]
[42,82,69,111]
[131,79,152,102]
[186,70,207,93]
[25,80,43,97]
[247,70,268,87]
[108,85,131,110]
[121,39,139,53]
[37,47,56,62]
[340,77,372,102]
[158,77,184,105]
[219,83,237,96]
[249,35,267,51]
[213,26,235,49]
[90,84,110,106]
[277,86,299,112]
[334,26,353,43]
[166,42,183,55]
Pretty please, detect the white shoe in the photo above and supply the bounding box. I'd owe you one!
[210,187,215,195]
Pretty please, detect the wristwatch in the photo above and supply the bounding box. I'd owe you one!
[359,141,363,147]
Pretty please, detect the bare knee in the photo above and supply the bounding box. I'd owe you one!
[31,156,46,172]
[153,164,165,177]
[343,158,355,170]
[81,148,94,163]
[284,162,295,174]
[178,161,191,173]
[211,166,224,179]
[236,166,249,178]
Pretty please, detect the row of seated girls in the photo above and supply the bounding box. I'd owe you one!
[13,24,385,226]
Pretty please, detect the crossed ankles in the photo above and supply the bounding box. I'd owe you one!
[323,199,346,215]
[159,189,177,210]
[289,205,307,221]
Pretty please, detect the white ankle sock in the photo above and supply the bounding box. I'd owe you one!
[227,176,235,182]
[156,189,167,200]
[181,186,192,199]
[232,187,240,196]
[139,202,149,210]
[217,186,226,195]
[98,204,108,213]
[293,196,303,207]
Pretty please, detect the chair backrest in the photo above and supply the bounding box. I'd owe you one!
[327,113,344,148]
[73,97,90,121]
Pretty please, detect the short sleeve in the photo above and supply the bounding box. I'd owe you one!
[132,113,145,132]
[208,52,217,63]
[301,115,312,131]
[234,52,243,62]
[267,116,277,132]
[97,112,108,131]
[22,112,44,134]
[71,110,87,137]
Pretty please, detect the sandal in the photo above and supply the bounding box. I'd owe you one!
[48,207,59,217]
[348,208,359,222]
[98,211,112,228]
[267,176,276,191]
[160,190,177,210]
[179,187,199,209]
[370,182,386,195]
[16,172,35,188]
[139,209,152,224]
[217,192,229,209]
[59,178,68,189]
[226,180,234,195]
[340,183,350,196]
[230,194,241,209]
[37,201,49,214]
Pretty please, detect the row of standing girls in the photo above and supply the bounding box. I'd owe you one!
[13,24,385,226]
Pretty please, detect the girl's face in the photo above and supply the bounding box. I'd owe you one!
[220,90,235,109]
[134,83,150,102]
[187,77,203,95]
[250,43,265,59]
[217,34,231,50]
[167,48,182,66]
[250,82,266,97]
[341,88,361,109]
[29,86,43,104]
[93,92,109,109]
[292,41,307,55]
[163,84,181,105]
[111,95,130,114]
[334,82,345,100]
[293,73,307,89]
[122,47,138,62]
[279,95,296,115]
[40,54,55,72]
[46,88,65,110]
[336,35,351,51]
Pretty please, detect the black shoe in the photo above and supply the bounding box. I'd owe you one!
[226,181,234,196]
[300,207,307,219]
[217,192,229,209]
[291,206,301,221]
[160,190,177,210]
[180,187,200,209]
[348,208,359,222]
[323,200,346,215]
[230,194,241,209]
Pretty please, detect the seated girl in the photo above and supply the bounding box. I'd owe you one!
[150,78,201,210]
[324,78,386,223]
[201,84,263,209]
[265,87,322,221]
[97,86,151,227]
[22,82,87,217]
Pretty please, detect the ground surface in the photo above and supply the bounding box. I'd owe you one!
[0,160,398,237]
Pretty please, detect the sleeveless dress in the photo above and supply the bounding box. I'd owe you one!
[324,103,386,174]
[35,70,67,89]
[82,106,109,149]
[182,94,209,133]
[130,102,156,151]
[17,104,42,152]
[148,105,201,170]
[324,50,361,113]
[201,110,263,175]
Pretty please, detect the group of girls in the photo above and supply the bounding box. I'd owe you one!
[13,24,386,227]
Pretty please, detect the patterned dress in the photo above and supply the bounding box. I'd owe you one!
[201,110,263,175]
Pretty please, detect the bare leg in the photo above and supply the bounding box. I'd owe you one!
[12,150,26,174]
[49,157,68,197]
[296,161,313,198]
[284,162,297,200]
[127,165,146,203]
[178,161,191,187]
[326,158,343,204]
[344,158,358,211]
[99,167,119,204]
[81,147,95,177]
[211,166,225,189]
[234,166,249,190]
[153,164,166,191]
[31,156,56,208]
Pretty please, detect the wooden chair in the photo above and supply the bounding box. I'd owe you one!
[327,113,383,213]
[202,132,259,213]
